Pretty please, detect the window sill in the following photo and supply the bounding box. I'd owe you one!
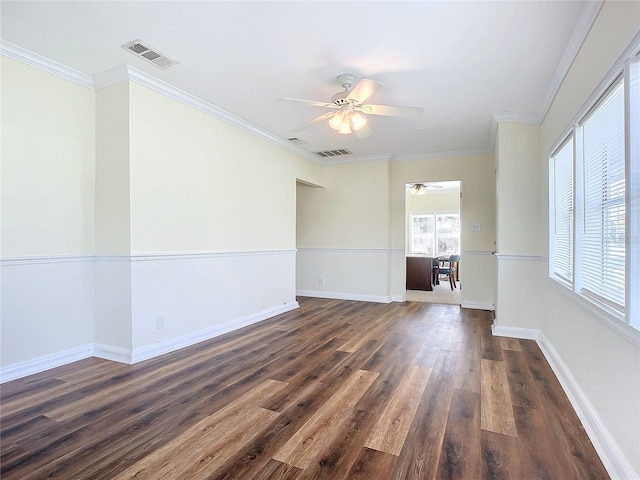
[546,276,640,348]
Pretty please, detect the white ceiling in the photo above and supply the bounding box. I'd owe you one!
[0,1,599,162]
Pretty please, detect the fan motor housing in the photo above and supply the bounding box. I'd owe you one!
[331,92,350,105]
[331,74,360,105]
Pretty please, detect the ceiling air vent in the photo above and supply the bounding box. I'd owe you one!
[314,149,352,158]
[122,40,177,69]
[288,137,308,145]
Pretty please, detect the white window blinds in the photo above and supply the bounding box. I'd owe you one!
[549,139,574,284]
[579,80,625,311]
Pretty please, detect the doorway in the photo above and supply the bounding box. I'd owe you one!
[405,181,461,304]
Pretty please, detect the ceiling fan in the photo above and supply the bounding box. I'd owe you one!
[407,183,443,195]
[277,73,423,138]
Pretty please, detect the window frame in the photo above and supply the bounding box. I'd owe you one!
[547,42,640,338]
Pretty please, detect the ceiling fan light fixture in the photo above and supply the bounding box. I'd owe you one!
[351,112,367,131]
[329,109,365,135]
[329,112,344,130]
[282,74,423,136]
[338,120,352,135]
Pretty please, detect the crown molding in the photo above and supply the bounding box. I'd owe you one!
[489,0,604,153]
[489,112,540,152]
[0,40,94,88]
[3,44,320,165]
[92,64,130,89]
[537,0,604,124]
[489,117,498,153]
[320,153,392,165]
[95,65,322,164]
[491,112,539,125]
[393,149,493,162]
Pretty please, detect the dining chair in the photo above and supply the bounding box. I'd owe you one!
[438,254,460,290]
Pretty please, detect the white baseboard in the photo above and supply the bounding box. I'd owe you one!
[1,302,300,379]
[491,324,539,340]
[536,334,638,480]
[297,289,392,304]
[492,325,638,480]
[93,343,133,364]
[130,301,300,364]
[391,294,405,302]
[461,301,494,311]
[0,344,93,384]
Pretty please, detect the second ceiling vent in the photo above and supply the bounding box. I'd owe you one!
[122,40,177,69]
[314,149,352,158]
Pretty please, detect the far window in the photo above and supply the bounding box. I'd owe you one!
[411,213,460,256]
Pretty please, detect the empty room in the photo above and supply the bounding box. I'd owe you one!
[1,1,639,479]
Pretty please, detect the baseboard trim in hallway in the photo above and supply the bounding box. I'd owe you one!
[1,301,300,382]
[492,324,636,479]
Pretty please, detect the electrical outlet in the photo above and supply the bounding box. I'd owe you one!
[318,277,325,286]
[471,222,481,232]
[156,316,165,329]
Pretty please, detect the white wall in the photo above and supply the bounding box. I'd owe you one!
[297,160,390,249]
[1,57,95,257]
[1,260,95,368]
[0,56,323,373]
[130,251,296,353]
[1,57,95,367]
[95,82,131,256]
[129,83,304,253]
[127,82,312,351]
[296,156,496,307]
[94,82,133,352]
[494,123,543,329]
[495,123,541,255]
[496,1,640,475]
[296,160,392,302]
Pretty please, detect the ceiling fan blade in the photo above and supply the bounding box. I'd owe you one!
[355,124,373,139]
[291,111,336,132]
[346,78,382,103]
[277,97,338,109]
[360,103,423,118]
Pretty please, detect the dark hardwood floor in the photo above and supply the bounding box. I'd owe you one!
[0,297,609,479]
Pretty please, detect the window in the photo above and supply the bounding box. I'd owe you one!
[549,52,639,331]
[579,80,625,311]
[549,137,574,285]
[411,213,460,256]
[411,214,435,256]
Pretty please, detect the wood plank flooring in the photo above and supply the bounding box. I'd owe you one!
[0,297,609,479]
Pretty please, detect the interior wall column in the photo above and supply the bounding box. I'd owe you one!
[494,122,544,330]
[94,81,133,357]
